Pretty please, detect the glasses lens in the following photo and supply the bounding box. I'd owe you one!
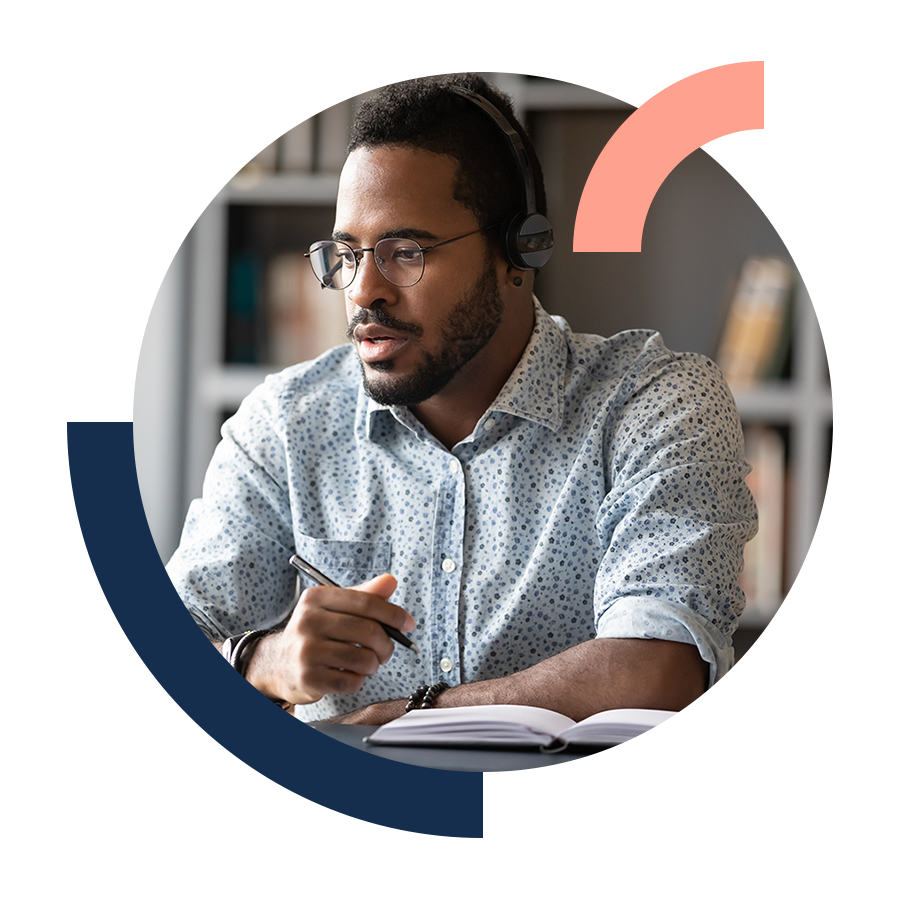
[308,241,356,290]
[374,238,425,287]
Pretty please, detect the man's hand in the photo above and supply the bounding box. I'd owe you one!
[243,573,414,706]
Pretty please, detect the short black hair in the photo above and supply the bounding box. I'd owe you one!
[347,73,547,256]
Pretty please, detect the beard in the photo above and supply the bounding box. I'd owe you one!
[348,263,503,408]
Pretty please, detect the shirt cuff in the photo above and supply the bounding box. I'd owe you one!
[595,596,735,687]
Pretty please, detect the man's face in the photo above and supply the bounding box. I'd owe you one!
[334,145,504,407]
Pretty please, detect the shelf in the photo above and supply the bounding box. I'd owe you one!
[222,172,340,205]
[733,382,832,421]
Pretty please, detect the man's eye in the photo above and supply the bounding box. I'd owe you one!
[392,246,421,263]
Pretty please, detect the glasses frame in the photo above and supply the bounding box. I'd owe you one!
[304,221,501,290]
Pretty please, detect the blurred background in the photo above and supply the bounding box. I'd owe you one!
[134,72,832,660]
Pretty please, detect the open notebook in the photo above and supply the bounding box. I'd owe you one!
[365,705,676,752]
[131,649,212,744]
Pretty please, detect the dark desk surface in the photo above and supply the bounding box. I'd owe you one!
[133,722,832,772]
[314,725,832,772]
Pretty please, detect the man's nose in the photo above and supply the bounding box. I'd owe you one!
[347,251,398,309]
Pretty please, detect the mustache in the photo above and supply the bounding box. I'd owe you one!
[346,306,423,340]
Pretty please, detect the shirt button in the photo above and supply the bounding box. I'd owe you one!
[440,657,453,673]
[449,458,459,474]
[484,418,495,431]
[441,558,457,573]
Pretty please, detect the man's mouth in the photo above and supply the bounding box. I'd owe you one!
[353,324,412,364]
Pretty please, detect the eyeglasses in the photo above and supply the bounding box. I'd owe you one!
[304,222,500,290]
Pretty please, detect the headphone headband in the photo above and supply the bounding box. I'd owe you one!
[450,85,554,270]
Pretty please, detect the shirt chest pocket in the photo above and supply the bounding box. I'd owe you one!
[291,533,393,590]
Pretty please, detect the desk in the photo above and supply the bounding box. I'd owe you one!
[132,741,253,772]
[132,724,832,772]
[313,724,832,772]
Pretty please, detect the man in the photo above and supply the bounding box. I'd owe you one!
[166,73,757,725]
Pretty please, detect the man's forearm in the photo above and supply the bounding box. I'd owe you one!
[334,637,708,726]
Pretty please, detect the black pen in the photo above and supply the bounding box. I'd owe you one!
[288,553,420,654]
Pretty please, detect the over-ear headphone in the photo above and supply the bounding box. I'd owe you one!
[450,86,554,271]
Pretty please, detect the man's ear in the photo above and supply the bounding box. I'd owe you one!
[504,264,533,291]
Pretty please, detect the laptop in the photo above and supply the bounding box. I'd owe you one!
[131,649,212,744]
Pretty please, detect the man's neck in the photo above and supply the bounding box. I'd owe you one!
[410,395,489,450]
[410,300,535,449]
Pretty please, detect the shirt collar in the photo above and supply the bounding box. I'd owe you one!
[361,295,567,440]
[486,296,566,432]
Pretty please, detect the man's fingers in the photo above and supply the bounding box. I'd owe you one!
[297,577,415,635]
[293,634,397,697]
[275,573,417,704]
[293,605,396,664]
[300,636,384,678]
[355,572,398,599]
[297,663,367,699]
[349,573,415,632]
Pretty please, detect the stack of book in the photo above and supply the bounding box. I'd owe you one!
[716,255,794,389]
[740,424,786,622]
[225,98,368,367]
[234,72,384,175]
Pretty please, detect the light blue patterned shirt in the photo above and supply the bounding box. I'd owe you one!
[167,298,757,720]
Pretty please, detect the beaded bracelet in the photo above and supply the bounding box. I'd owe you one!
[404,685,429,713]
[405,681,450,713]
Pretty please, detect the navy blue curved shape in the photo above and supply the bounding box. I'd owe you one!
[68,422,483,837]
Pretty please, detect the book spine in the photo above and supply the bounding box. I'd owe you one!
[740,424,786,620]
[225,250,262,364]
[716,256,794,388]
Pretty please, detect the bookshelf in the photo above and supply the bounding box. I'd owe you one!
[136,73,831,652]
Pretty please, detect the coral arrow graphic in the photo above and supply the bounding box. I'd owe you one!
[574,62,764,253]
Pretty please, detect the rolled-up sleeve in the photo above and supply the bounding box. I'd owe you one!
[593,346,758,685]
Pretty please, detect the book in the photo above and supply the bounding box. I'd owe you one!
[716,256,794,388]
[365,705,675,752]
[225,249,263,364]
[263,252,349,366]
[740,425,786,621]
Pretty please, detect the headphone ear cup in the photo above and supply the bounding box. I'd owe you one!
[504,212,554,270]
